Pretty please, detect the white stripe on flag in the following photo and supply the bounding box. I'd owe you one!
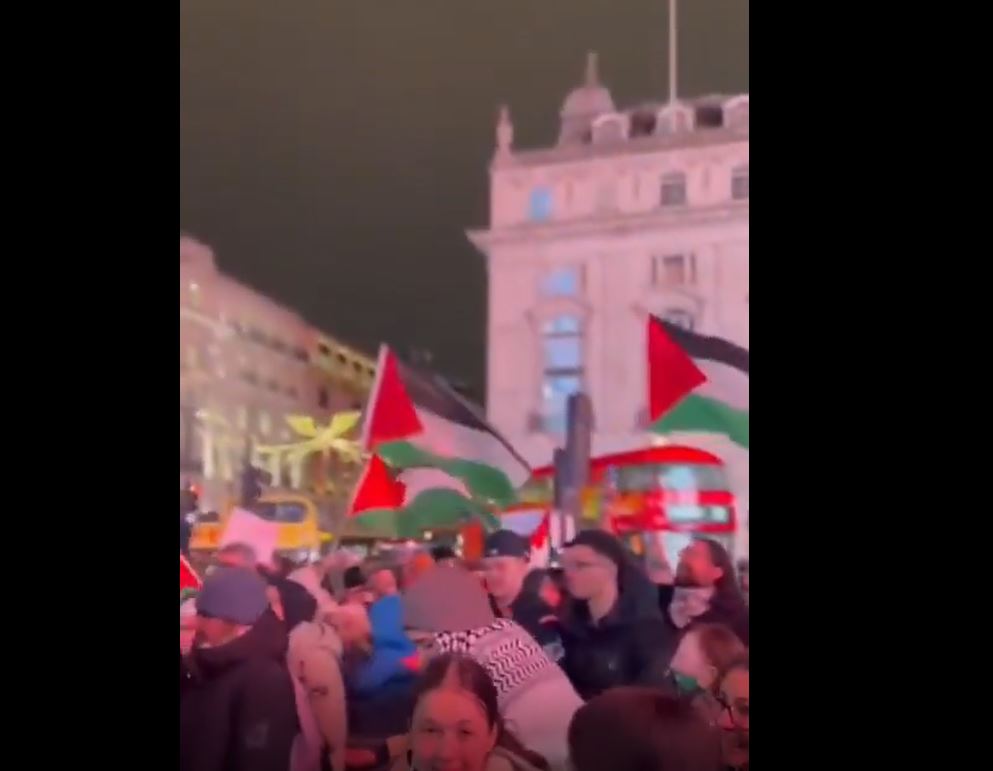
[696,359,749,412]
[414,407,531,487]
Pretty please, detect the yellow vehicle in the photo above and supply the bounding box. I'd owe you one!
[190,492,331,563]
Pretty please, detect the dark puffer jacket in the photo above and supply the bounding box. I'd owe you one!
[559,579,673,700]
[180,610,300,771]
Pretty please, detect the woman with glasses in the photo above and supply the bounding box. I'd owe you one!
[713,657,749,771]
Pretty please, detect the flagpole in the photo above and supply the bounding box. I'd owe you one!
[668,0,678,104]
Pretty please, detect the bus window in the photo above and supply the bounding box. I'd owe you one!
[253,502,306,524]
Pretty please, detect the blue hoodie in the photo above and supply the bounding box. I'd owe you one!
[347,595,417,695]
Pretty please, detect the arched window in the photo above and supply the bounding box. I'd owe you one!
[540,315,583,434]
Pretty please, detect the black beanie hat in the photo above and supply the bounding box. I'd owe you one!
[565,529,628,571]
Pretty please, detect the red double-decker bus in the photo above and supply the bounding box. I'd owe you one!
[506,445,738,563]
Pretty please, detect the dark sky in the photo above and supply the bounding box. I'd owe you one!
[180,0,748,400]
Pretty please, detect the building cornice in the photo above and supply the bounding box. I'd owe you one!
[467,201,748,252]
[491,126,748,172]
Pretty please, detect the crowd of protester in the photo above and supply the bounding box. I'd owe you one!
[180,530,750,771]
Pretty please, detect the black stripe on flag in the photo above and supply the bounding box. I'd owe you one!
[395,357,531,471]
[657,318,749,375]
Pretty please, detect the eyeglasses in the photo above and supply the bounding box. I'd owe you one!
[714,692,749,730]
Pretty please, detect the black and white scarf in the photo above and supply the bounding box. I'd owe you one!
[433,619,558,709]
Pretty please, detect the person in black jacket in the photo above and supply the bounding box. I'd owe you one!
[180,567,299,771]
[656,537,749,648]
[558,530,672,700]
[482,530,564,662]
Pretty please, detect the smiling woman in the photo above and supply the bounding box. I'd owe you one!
[398,654,549,771]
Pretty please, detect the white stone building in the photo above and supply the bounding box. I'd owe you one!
[467,53,749,556]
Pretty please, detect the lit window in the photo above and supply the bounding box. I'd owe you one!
[663,309,695,330]
[540,314,583,434]
[732,165,749,200]
[236,407,248,431]
[660,173,687,207]
[529,187,553,222]
[258,411,271,435]
[541,267,582,297]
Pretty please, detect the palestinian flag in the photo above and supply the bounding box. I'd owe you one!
[648,316,749,449]
[180,553,201,594]
[360,345,531,506]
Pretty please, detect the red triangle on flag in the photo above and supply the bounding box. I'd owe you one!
[648,316,707,421]
[348,455,406,517]
[361,346,424,450]
[530,511,551,551]
[180,553,201,592]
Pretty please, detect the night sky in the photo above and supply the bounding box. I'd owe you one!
[180,0,748,400]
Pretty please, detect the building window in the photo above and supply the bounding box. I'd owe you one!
[660,173,687,207]
[318,387,330,409]
[663,309,695,331]
[541,267,583,298]
[653,254,695,287]
[318,343,331,356]
[732,165,749,200]
[541,315,583,434]
[236,407,248,431]
[529,187,553,222]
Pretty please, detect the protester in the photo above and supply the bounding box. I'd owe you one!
[180,567,299,771]
[559,530,671,699]
[430,544,458,567]
[668,623,747,702]
[288,555,340,622]
[393,653,549,771]
[401,551,436,589]
[568,688,723,771]
[656,538,749,646]
[342,565,373,606]
[216,542,259,570]
[714,656,749,771]
[270,579,348,771]
[366,564,400,600]
[483,530,564,661]
[402,565,582,768]
[332,601,417,740]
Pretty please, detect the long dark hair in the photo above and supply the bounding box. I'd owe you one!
[413,653,549,770]
[697,538,747,614]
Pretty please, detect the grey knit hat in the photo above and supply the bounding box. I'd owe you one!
[196,567,269,626]
[403,565,495,633]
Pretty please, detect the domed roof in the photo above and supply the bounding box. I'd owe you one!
[558,52,615,145]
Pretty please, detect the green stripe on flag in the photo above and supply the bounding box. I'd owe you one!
[351,488,501,538]
[650,393,749,449]
[377,441,518,507]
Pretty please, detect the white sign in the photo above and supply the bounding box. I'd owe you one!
[220,508,280,566]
